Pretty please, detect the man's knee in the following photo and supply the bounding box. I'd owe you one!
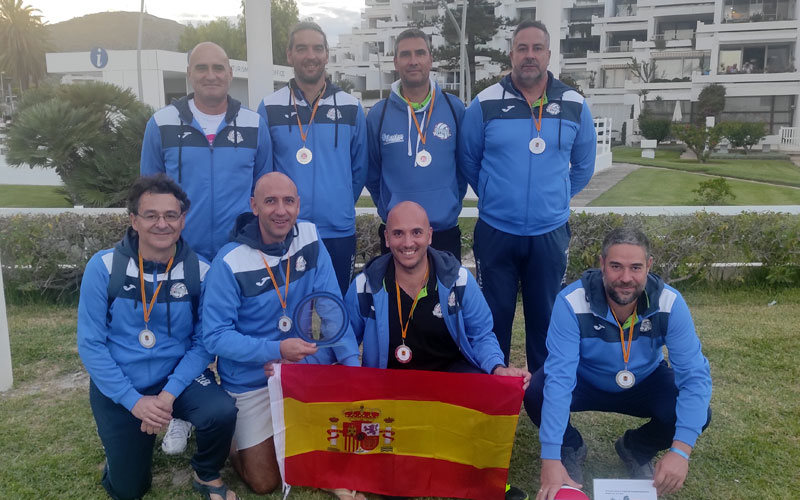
[245,474,281,495]
[523,367,546,426]
[235,439,281,495]
[103,465,151,500]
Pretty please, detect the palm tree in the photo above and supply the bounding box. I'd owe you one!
[0,0,49,91]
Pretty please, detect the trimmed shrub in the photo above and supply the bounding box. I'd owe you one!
[693,177,736,205]
[638,113,671,142]
[719,121,766,154]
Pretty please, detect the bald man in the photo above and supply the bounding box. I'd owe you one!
[345,202,530,499]
[141,41,273,262]
[202,172,361,495]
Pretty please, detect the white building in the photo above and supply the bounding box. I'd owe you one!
[329,0,800,140]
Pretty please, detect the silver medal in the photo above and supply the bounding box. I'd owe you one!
[616,369,635,389]
[296,147,312,165]
[139,329,156,349]
[529,137,546,154]
[395,344,412,364]
[278,315,293,333]
[415,150,432,167]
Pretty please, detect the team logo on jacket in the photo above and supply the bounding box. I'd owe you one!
[433,122,451,140]
[546,103,561,116]
[170,282,188,299]
[295,255,307,273]
[432,303,443,318]
[256,276,270,287]
[326,406,396,454]
[327,108,343,121]
[640,318,652,332]
[227,130,244,144]
[381,133,404,145]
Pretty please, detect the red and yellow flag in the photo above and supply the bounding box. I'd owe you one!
[269,364,524,500]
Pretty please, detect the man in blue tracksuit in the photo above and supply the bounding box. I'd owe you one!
[460,20,597,373]
[202,172,360,497]
[527,228,711,500]
[366,28,466,260]
[346,202,530,500]
[141,41,272,262]
[78,175,238,500]
[258,22,367,295]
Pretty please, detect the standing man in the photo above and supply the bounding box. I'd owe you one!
[460,20,597,372]
[258,22,367,295]
[202,172,361,497]
[78,175,239,500]
[366,28,466,260]
[141,41,272,261]
[527,228,711,500]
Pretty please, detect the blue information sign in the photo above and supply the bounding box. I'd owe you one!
[90,47,108,69]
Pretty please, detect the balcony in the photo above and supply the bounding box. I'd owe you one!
[723,0,796,23]
[615,4,639,17]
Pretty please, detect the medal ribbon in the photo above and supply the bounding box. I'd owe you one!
[526,94,545,137]
[403,87,437,148]
[291,82,327,144]
[261,253,291,312]
[610,304,637,366]
[395,266,430,344]
[138,253,175,326]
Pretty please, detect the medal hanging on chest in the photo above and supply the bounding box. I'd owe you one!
[137,253,175,349]
[404,89,437,168]
[611,304,637,389]
[394,266,429,364]
[527,95,546,155]
[291,82,326,165]
[261,252,293,334]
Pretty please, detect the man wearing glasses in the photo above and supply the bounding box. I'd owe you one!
[77,174,240,500]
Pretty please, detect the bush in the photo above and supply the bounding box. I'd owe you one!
[673,123,724,163]
[696,84,726,125]
[719,121,766,154]
[3,212,799,299]
[692,177,737,205]
[638,113,671,142]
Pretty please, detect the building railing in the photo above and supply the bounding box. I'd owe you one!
[594,117,612,155]
[779,126,800,150]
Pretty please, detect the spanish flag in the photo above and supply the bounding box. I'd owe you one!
[269,364,524,500]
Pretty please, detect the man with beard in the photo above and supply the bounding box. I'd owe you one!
[258,22,367,295]
[524,227,712,500]
[459,20,597,376]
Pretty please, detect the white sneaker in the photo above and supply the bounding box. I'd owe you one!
[161,418,193,455]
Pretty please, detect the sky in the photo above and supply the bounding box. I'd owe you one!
[26,0,364,45]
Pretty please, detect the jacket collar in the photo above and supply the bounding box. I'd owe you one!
[580,268,665,319]
[171,93,242,126]
[363,247,461,292]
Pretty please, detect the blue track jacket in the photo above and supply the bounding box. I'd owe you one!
[366,79,466,231]
[346,248,505,373]
[539,269,712,460]
[140,94,272,260]
[202,214,360,393]
[460,73,596,236]
[77,229,212,411]
[257,79,367,239]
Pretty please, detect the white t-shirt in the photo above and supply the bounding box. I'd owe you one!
[188,99,226,144]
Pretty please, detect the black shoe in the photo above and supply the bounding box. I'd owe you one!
[560,443,588,484]
[615,431,654,479]
[505,484,529,500]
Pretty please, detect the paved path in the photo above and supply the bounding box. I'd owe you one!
[570,162,642,207]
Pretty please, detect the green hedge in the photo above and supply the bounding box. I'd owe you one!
[1,212,798,298]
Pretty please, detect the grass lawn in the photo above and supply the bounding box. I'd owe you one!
[356,196,478,209]
[612,147,800,188]
[0,184,71,208]
[589,167,800,206]
[2,287,799,499]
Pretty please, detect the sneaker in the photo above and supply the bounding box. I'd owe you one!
[614,432,654,479]
[560,443,588,484]
[161,418,192,455]
[505,484,529,500]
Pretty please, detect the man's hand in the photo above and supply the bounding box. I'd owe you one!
[279,338,318,362]
[536,459,581,500]
[131,395,172,433]
[653,442,691,496]
[492,366,532,390]
[263,359,288,378]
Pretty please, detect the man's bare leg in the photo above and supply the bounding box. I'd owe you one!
[230,437,281,495]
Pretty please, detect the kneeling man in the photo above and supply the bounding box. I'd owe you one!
[202,172,361,497]
[527,227,712,500]
[78,174,238,500]
[346,201,530,500]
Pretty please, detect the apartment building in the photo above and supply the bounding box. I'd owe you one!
[329,0,799,137]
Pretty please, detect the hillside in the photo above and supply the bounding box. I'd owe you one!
[45,12,186,52]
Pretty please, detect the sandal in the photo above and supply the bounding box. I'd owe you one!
[324,487,366,500]
[192,478,241,500]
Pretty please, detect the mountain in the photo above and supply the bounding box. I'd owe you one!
[45,12,186,53]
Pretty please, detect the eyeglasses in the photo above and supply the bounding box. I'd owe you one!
[136,212,183,223]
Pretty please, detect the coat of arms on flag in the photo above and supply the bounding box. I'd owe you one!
[269,364,524,500]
